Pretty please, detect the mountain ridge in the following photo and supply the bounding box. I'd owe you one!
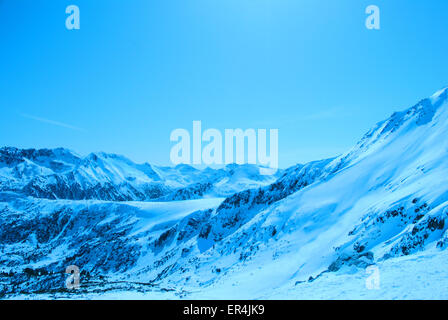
[0,147,282,201]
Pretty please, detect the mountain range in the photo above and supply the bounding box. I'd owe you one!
[1,87,448,299]
[0,148,281,201]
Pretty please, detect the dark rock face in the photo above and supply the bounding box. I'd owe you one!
[159,182,214,201]
[22,174,170,201]
[329,196,448,273]
[328,252,375,272]
[0,198,145,296]
[0,148,66,166]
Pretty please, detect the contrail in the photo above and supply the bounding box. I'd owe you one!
[20,113,86,132]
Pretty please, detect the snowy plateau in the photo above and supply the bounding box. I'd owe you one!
[1,87,448,299]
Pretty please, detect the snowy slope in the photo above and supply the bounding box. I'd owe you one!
[161,86,448,297]
[1,87,448,299]
[131,86,448,298]
[0,192,225,296]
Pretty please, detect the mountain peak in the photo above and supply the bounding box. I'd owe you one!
[0,147,79,165]
[384,87,448,131]
[430,86,448,102]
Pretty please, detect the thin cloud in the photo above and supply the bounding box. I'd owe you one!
[255,107,355,127]
[20,113,86,132]
[302,108,343,121]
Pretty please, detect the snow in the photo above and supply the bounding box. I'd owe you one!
[127,198,224,234]
[2,87,448,299]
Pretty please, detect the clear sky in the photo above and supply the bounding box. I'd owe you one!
[1,0,447,168]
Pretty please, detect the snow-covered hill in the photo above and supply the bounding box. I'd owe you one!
[0,148,281,201]
[1,87,448,299]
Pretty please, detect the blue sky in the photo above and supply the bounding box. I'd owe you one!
[1,0,447,168]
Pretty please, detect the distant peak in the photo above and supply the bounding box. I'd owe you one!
[0,147,75,158]
[430,86,448,103]
[86,151,126,161]
[393,86,448,127]
[0,147,80,166]
[175,164,198,171]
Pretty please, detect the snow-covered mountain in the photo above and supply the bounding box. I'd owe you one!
[1,87,448,299]
[0,148,281,201]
